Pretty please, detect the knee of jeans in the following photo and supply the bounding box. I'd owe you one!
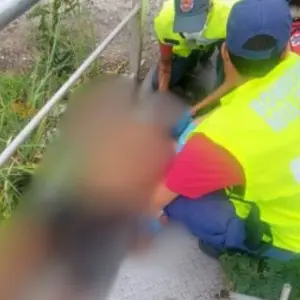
[164,196,246,250]
[223,217,246,249]
[193,216,246,250]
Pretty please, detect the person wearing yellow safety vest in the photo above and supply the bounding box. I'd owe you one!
[153,0,239,138]
[150,0,300,260]
[153,0,239,91]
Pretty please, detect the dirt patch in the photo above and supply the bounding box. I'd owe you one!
[0,0,162,74]
[0,17,36,72]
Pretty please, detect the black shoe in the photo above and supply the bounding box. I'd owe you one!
[198,240,222,260]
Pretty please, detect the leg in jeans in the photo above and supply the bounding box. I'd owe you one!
[164,190,297,260]
[152,51,200,90]
[164,190,246,253]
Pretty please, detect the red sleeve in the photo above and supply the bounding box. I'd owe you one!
[159,42,173,59]
[165,133,245,198]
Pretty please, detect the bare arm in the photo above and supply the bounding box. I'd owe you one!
[158,43,173,91]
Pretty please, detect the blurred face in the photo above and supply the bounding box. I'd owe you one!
[51,77,178,215]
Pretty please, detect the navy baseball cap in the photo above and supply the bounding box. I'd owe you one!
[173,0,210,33]
[227,0,292,60]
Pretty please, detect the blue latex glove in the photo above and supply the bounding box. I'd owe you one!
[171,110,193,138]
[176,121,197,153]
[138,217,164,236]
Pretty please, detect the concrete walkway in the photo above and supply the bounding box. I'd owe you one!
[108,225,224,300]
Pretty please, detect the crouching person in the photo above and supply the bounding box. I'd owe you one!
[153,0,239,92]
[151,0,300,260]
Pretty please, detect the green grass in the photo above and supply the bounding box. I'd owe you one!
[220,252,300,300]
[0,0,101,220]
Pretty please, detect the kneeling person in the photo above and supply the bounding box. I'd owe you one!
[153,0,239,92]
[151,0,300,260]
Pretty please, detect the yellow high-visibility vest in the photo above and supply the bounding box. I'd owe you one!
[190,52,300,253]
[154,0,239,57]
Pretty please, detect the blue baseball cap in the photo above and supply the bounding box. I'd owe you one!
[227,0,292,60]
[174,0,210,33]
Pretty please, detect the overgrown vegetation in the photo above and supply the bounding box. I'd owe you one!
[220,252,300,300]
[0,0,100,219]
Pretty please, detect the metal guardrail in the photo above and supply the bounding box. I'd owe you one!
[0,0,143,167]
[0,0,41,31]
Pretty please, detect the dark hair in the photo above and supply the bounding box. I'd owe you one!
[228,34,284,78]
[289,0,300,7]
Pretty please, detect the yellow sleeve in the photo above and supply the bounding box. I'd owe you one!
[154,0,176,44]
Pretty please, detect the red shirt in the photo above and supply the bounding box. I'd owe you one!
[165,133,245,198]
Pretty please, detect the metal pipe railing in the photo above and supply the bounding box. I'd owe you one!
[0,3,142,167]
[0,0,41,31]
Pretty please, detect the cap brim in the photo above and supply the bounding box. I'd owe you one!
[173,12,207,33]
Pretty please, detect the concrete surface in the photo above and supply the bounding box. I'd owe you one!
[108,224,223,300]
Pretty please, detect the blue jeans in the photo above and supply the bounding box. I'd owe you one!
[152,46,217,90]
[152,51,224,91]
[164,191,297,261]
[152,51,201,90]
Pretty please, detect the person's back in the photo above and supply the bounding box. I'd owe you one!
[195,0,300,254]
[197,51,300,253]
[157,0,300,260]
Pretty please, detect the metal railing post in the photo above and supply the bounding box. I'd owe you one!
[129,0,143,80]
[0,0,41,31]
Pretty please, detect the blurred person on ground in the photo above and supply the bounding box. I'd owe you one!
[151,0,300,261]
[0,76,183,300]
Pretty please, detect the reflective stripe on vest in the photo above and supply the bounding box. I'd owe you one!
[190,52,300,253]
[154,0,239,57]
